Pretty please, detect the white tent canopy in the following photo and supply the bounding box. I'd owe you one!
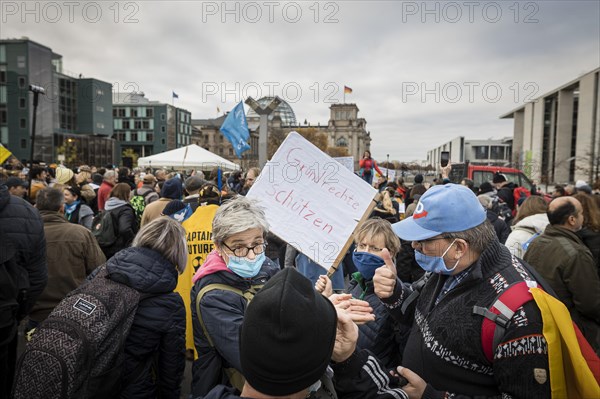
[137,144,240,171]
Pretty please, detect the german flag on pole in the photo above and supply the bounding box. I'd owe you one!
[344,86,353,94]
[0,144,12,164]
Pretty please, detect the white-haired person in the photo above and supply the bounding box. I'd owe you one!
[108,216,187,398]
[190,196,280,397]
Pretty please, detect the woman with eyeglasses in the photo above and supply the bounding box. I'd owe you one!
[190,196,279,397]
[315,218,405,368]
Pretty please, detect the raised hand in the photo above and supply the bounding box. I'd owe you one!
[373,248,397,299]
[315,274,333,297]
[331,308,359,363]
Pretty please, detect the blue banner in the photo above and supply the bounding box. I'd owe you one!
[220,101,250,158]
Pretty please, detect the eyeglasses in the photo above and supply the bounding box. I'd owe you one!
[413,236,451,247]
[222,242,267,258]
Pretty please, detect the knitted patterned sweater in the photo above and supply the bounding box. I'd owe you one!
[382,239,550,398]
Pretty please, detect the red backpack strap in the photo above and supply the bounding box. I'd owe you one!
[473,281,535,363]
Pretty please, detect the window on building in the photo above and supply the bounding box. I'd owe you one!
[131,109,138,117]
[161,138,165,145]
[335,137,348,147]
[18,77,26,89]
[19,98,26,109]
[161,113,165,121]
[96,123,104,129]
[146,108,153,117]
[142,120,150,129]
[474,146,489,160]
[19,118,26,129]
[0,109,6,124]
[20,138,27,148]
[122,120,130,129]
[147,133,153,141]
[131,132,138,141]
[118,108,126,117]
[96,105,104,112]
[17,56,25,69]
[161,126,165,133]
[97,89,104,96]
[229,148,233,155]
[113,108,118,117]
[0,66,6,84]
[490,146,505,160]
[134,120,142,129]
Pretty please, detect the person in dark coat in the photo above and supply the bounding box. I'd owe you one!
[316,218,403,368]
[100,183,138,260]
[573,192,600,273]
[0,184,47,397]
[478,194,510,244]
[493,172,517,212]
[107,216,187,399]
[190,197,279,397]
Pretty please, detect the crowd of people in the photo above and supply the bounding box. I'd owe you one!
[1,159,599,399]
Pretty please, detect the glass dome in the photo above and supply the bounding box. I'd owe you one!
[246,97,297,126]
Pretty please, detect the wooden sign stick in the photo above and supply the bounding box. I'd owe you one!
[326,192,382,278]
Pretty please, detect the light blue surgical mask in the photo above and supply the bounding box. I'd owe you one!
[415,239,460,275]
[226,252,265,278]
[352,251,385,280]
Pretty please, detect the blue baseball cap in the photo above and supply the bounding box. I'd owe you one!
[392,184,486,241]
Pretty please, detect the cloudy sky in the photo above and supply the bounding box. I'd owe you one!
[3,0,599,162]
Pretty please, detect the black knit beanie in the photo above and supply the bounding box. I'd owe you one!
[240,268,337,396]
[161,178,183,200]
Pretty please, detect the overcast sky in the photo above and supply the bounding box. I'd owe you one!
[3,0,599,162]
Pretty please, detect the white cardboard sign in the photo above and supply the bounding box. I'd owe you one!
[247,132,377,270]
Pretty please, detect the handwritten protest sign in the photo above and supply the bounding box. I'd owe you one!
[375,167,396,183]
[333,156,354,172]
[247,132,378,270]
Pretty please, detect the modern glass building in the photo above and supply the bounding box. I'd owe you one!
[113,92,192,165]
[0,38,114,166]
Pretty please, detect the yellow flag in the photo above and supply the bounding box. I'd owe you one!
[0,145,12,164]
[530,287,600,398]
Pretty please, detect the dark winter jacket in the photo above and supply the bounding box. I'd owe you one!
[106,247,186,399]
[486,209,510,244]
[190,251,279,397]
[100,198,138,260]
[0,185,47,322]
[348,274,403,368]
[497,182,517,211]
[577,227,600,274]
[525,225,600,352]
[380,239,550,398]
[196,385,241,398]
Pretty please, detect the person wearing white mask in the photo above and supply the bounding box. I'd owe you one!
[190,196,279,397]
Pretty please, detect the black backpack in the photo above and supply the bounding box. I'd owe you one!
[12,266,145,399]
[0,239,29,346]
[92,210,118,247]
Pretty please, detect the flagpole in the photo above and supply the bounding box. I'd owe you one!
[343,90,346,104]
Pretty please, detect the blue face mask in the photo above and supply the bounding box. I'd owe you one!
[226,252,265,278]
[352,251,385,280]
[415,239,459,275]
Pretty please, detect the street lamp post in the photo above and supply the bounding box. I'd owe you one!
[28,84,45,199]
[28,85,45,167]
[245,96,281,168]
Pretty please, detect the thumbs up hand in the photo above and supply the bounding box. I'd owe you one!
[373,248,397,299]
